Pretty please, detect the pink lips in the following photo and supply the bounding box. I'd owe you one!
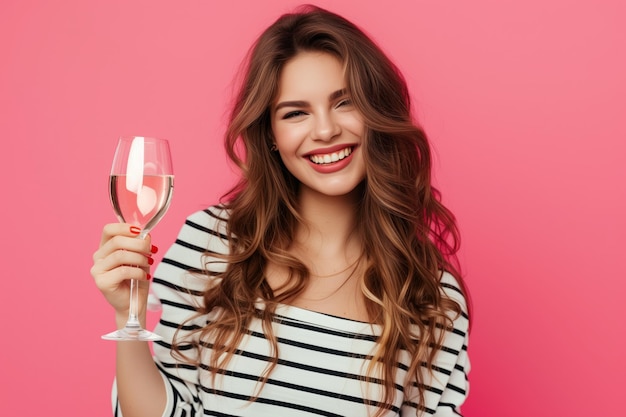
[305,144,356,174]
[306,143,355,156]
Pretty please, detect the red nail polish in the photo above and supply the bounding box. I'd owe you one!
[150,245,158,254]
[148,257,154,265]
[147,273,152,280]
[130,226,141,235]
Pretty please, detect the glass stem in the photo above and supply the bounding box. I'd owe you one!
[126,230,149,329]
[126,278,141,328]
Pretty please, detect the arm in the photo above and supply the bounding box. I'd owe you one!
[91,224,166,417]
[115,341,167,417]
[402,272,471,416]
[116,207,229,417]
[430,330,470,416]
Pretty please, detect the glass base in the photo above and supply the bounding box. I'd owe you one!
[102,326,162,341]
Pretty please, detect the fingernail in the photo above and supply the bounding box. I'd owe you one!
[130,226,141,235]
[147,273,152,280]
[151,245,158,254]
[148,257,154,265]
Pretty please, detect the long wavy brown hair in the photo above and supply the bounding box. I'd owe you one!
[175,5,469,416]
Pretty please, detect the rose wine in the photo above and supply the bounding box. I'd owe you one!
[110,174,174,231]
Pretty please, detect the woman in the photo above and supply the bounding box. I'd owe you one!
[92,5,470,417]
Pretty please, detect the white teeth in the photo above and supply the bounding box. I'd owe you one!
[309,147,352,165]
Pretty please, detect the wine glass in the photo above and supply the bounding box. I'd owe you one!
[102,136,174,341]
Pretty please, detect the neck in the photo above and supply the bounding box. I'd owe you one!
[294,185,362,259]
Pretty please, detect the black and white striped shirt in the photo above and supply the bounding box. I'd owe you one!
[115,206,470,416]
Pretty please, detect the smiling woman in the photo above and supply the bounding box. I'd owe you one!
[271,52,366,198]
[90,5,470,417]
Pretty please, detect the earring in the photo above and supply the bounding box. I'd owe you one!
[270,143,278,152]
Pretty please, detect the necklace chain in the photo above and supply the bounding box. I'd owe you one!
[308,255,361,278]
[300,255,363,301]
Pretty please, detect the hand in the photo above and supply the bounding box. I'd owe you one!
[91,224,157,326]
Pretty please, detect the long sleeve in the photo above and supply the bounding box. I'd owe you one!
[401,272,471,416]
[152,207,229,417]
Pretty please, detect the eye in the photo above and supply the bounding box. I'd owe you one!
[282,110,307,119]
[336,98,352,108]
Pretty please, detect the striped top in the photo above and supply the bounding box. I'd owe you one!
[115,206,470,417]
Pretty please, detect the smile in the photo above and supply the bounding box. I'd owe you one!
[308,147,353,165]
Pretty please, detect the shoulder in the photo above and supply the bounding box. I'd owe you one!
[185,205,230,236]
[439,270,470,318]
[176,205,231,255]
[152,206,231,300]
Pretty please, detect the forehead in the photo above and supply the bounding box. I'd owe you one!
[275,52,346,101]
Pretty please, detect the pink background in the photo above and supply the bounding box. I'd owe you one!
[1,0,624,415]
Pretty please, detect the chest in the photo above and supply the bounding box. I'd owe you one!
[196,318,406,416]
[264,261,370,322]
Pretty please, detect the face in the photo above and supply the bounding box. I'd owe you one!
[271,51,366,200]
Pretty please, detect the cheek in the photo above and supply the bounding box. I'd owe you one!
[273,124,305,149]
[342,114,365,138]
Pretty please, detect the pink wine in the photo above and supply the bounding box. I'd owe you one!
[110,175,174,231]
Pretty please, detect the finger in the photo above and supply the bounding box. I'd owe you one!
[97,248,153,273]
[92,264,152,291]
[93,232,154,263]
[99,223,142,247]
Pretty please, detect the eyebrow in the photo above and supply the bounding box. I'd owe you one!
[274,88,348,112]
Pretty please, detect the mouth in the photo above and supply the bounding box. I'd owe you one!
[308,146,354,165]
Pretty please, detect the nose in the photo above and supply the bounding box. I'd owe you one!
[312,112,341,142]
